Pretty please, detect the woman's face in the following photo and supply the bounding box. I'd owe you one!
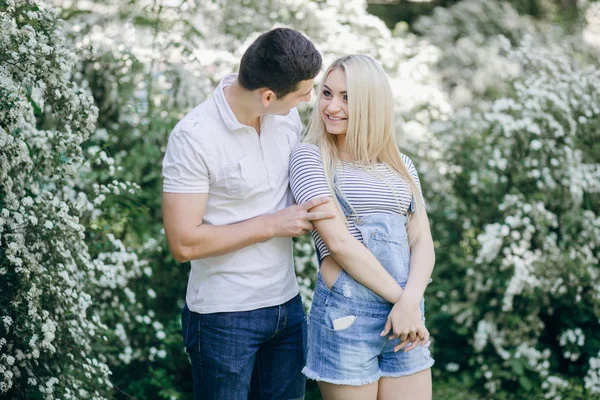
[319,68,348,136]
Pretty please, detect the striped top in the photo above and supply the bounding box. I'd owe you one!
[289,143,425,261]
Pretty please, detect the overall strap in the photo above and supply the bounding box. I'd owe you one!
[333,174,353,218]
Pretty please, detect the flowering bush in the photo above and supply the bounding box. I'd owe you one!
[0,1,153,398]
[0,0,110,397]
[426,37,600,398]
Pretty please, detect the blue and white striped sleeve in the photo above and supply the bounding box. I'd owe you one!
[401,154,426,209]
[289,143,332,205]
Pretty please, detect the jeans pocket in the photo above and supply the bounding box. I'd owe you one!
[181,304,192,351]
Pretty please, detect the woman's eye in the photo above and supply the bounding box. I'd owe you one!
[343,94,348,101]
[323,90,332,97]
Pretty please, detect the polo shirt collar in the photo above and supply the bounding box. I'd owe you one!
[213,73,246,132]
[214,73,272,133]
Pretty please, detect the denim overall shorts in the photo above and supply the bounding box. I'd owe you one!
[302,192,435,385]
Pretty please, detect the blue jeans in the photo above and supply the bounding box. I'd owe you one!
[181,294,307,400]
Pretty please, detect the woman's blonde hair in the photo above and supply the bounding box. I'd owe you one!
[304,54,424,242]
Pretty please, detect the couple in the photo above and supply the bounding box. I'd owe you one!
[162,28,435,400]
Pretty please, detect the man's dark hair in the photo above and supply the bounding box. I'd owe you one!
[238,28,322,99]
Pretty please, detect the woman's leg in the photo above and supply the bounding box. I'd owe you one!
[377,368,432,400]
[319,381,378,400]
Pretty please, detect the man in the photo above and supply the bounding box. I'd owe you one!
[162,28,331,399]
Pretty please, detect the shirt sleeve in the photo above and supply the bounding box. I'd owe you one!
[401,154,426,210]
[162,122,210,193]
[289,143,332,205]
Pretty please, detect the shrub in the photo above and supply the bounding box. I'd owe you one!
[426,39,600,398]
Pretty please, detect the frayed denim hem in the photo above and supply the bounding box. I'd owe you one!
[380,359,435,379]
[302,366,382,386]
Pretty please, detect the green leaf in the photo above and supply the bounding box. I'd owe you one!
[510,358,524,375]
[518,375,533,392]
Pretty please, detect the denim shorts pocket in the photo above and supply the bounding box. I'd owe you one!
[321,306,360,334]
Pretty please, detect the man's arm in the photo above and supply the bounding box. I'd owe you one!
[162,192,334,262]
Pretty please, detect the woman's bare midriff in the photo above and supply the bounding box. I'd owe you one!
[321,255,343,289]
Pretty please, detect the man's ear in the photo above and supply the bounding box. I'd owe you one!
[260,89,277,108]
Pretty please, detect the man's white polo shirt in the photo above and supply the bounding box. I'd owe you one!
[162,74,301,313]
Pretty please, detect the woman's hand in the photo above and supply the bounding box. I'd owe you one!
[380,294,430,352]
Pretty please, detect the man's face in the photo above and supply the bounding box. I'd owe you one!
[266,79,314,116]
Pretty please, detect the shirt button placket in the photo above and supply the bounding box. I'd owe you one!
[260,133,275,188]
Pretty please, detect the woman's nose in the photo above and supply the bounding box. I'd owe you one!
[326,98,342,112]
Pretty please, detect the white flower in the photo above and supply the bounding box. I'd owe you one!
[446,363,460,372]
[152,321,163,331]
[2,316,12,331]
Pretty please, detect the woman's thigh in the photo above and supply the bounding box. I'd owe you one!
[377,368,432,400]
[319,381,378,400]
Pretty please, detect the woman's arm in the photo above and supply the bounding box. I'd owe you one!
[381,210,435,351]
[404,211,436,303]
[289,144,404,304]
[310,201,404,304]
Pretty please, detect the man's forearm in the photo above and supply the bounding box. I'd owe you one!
[174,214,274,262]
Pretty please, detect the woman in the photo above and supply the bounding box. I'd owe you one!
[289,55,435,399]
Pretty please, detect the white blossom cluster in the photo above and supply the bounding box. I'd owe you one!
[559,328,586,362]
[542,376,570,400]
[585,351,600,394]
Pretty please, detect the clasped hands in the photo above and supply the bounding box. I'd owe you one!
[380,293,430,353]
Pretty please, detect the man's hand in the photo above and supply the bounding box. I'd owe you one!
[380,295,430,352]
[267,196,335,237]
